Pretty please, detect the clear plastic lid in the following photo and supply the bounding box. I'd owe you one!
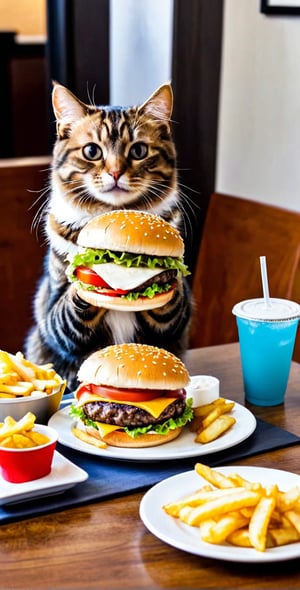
[232,298,300,321]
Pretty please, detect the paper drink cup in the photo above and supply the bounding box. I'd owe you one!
[232,298,300,406]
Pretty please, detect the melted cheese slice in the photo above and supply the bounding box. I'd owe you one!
[76,391,177,419]
[94,422,121,438]
[91,263,163,290]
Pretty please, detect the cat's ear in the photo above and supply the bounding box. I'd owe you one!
[52,82,86,133]
[139,83,173,121]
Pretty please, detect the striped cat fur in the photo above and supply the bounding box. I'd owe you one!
[24,82,192,391]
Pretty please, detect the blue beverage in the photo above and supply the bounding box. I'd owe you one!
[236,317,298,405]
[233,298,300,406]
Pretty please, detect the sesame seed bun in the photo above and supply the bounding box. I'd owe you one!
[77,210,184,258]
[77,343,190,390]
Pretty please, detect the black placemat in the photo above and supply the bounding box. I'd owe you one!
[0,418,299,524]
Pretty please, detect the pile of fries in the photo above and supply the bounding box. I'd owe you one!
[163,463,300,552]
[0,350,66,398]
[0,412,50,448]
[190,397,236,444]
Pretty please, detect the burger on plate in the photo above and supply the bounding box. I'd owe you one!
[69,343,193,448]
[66,210,190,311]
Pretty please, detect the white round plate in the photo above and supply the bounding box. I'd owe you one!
[139,466,300,563]
[48,401,256,462]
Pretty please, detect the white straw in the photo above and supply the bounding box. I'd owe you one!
[260,256,271,307]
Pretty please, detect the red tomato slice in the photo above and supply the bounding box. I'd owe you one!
[96,288,130,296]
[75,384,94,401]
[90,384,161,401]
[75,266,110,288]
[165,388,186,399]
[75,266,129,295]
[76,383,186,402]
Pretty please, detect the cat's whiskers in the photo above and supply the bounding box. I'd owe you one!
[137,177,177,202]
[29,185,52,235]
[177,187,200,216]
[54,175,196,239]
[129,181,167,211]
[31,201,49,236]
[176,201,195,239]
[135,179,194,238]
[143,174,200,238]
[59,180,91,203]
[136,185,181,229]
[28,184,51,209]
[86,83,97,108]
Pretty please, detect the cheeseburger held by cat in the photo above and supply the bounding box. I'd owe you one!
[69,343,193,448]
[66,210,190,311]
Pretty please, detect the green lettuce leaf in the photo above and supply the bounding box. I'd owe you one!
[66,247,190,280]
[70,279,173,300]
[124,398,194,438]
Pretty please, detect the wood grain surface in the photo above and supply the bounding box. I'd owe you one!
[1,343,300,590]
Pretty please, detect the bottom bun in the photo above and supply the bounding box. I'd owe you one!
[76,287,174,311]
[103,426,182,448]
[74,422,182,448]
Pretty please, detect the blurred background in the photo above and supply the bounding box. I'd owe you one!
[1,1,300,258]
[1,0,300,354]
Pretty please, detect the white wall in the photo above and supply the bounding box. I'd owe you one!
[216,0,300,212]
[109,0,173,105]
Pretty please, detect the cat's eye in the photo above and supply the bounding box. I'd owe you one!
[129,142,148,160]
[82,143,102,161]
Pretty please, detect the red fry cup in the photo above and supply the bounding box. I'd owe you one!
[0,424,58,483]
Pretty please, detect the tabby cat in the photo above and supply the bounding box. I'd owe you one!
[24,82,192,391]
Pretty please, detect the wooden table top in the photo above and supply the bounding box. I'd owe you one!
[1,342,300,590]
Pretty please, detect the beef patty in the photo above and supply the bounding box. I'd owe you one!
[83,397,186,427]
[135,269,177,291]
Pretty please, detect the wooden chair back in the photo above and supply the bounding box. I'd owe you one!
[0,157,50,353]
[189,192,300,362]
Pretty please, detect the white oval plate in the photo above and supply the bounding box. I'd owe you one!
[139,466,300,563]
[48,401,256,462]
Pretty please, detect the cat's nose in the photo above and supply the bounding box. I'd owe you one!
[109,169,122,182]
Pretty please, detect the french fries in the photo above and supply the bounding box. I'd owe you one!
[72,426,107,449]
[195,416,236,444]
[190,397,236,444]
[0,350,66,399]
[0,412,50,448]
[163,463,300,552]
